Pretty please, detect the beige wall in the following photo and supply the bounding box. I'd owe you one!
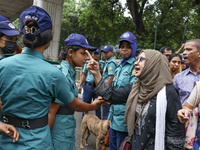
[34,0,64,60]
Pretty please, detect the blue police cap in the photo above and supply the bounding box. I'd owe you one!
[102,45,113,52]
[92,49,100,54]
[20,5,52,37]
[0,15,8,21]
[119,32,137,44]
[65,33,96,50]
[0,15,19,36]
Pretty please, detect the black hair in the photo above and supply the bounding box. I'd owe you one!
[136,48,142,57]
[160,46,172,54]
[21,18,52,49]
[58,45,82,62]
[169,53,182,62]
[185,39,200,51]
[0,32,4,38]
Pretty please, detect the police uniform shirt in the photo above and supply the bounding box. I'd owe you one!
[99,60,106,70]
[83,60,105,83]
[52,60,77,150]
[82,61,94,83]
[102,56,118,82]
[108,57,137,132]
[55,60,78,105]
[0,48,74,149]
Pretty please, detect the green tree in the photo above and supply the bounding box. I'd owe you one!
[78,0,135,47]
[60,0,80,48]
[78,0,200,52]
[127,0,200,50]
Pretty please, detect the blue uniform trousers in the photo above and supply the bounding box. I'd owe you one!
[102,104,110,120]
[109,128,128,150]
[82,82,101,118]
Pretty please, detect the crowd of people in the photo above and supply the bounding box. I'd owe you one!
[1,4,200,150]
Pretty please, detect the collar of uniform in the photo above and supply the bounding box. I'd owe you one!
[106,56,114,62]
[125,57,135,65]
[22,47,45,60]
[61,60,76,77]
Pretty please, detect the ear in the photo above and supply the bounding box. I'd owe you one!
[51,31,54,41]
[68,48,73,57]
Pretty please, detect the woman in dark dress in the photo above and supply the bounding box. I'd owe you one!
[87,49,185,150]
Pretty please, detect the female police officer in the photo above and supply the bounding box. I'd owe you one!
[0,15,19,58]
[0,15,20,143]
[0,5,101,150]
[49,33,97,150]
[107,32,137,149]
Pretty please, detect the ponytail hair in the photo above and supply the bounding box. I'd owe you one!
[58,45,81,62]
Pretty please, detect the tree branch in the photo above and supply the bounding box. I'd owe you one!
[140,0,148,14]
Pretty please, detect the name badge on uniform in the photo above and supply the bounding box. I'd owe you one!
[132,69,136,75]
[122,73,128,76]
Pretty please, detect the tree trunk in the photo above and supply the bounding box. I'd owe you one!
[127,0,147,36]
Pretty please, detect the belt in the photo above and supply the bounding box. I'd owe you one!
[85,81,93,86]
[56,106,74,115]
[3,114,48,129]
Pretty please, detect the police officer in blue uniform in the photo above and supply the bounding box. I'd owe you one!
[108,32,138,150]
[78,49,105,119]
[0,15,20,141]
[0,6,101,150]
[101,45,118,119]
[0,121,19,143]
[0,15,19,59]
[49,33,98,150]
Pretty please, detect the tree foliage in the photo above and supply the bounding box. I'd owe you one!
[75,0,200,51]
[60,0,81,48]
[14,0,200,54]
[77,0,135,47]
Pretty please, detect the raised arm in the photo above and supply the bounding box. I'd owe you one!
[177,84,198,123]
[91,78,132,104]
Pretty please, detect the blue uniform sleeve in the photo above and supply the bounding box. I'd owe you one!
[107,62,117,76]
[82,62,88,74]
[51,71,74,104]
[54,98,63,105]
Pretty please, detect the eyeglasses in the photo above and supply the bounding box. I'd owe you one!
[135,56,146,63]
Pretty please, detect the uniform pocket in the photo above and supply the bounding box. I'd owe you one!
[65,127,75,138]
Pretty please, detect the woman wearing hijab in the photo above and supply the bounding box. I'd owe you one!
[87,49,185,149]
[107,31,137,150]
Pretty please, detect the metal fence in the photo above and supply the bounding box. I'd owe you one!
[75,67,82,84]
